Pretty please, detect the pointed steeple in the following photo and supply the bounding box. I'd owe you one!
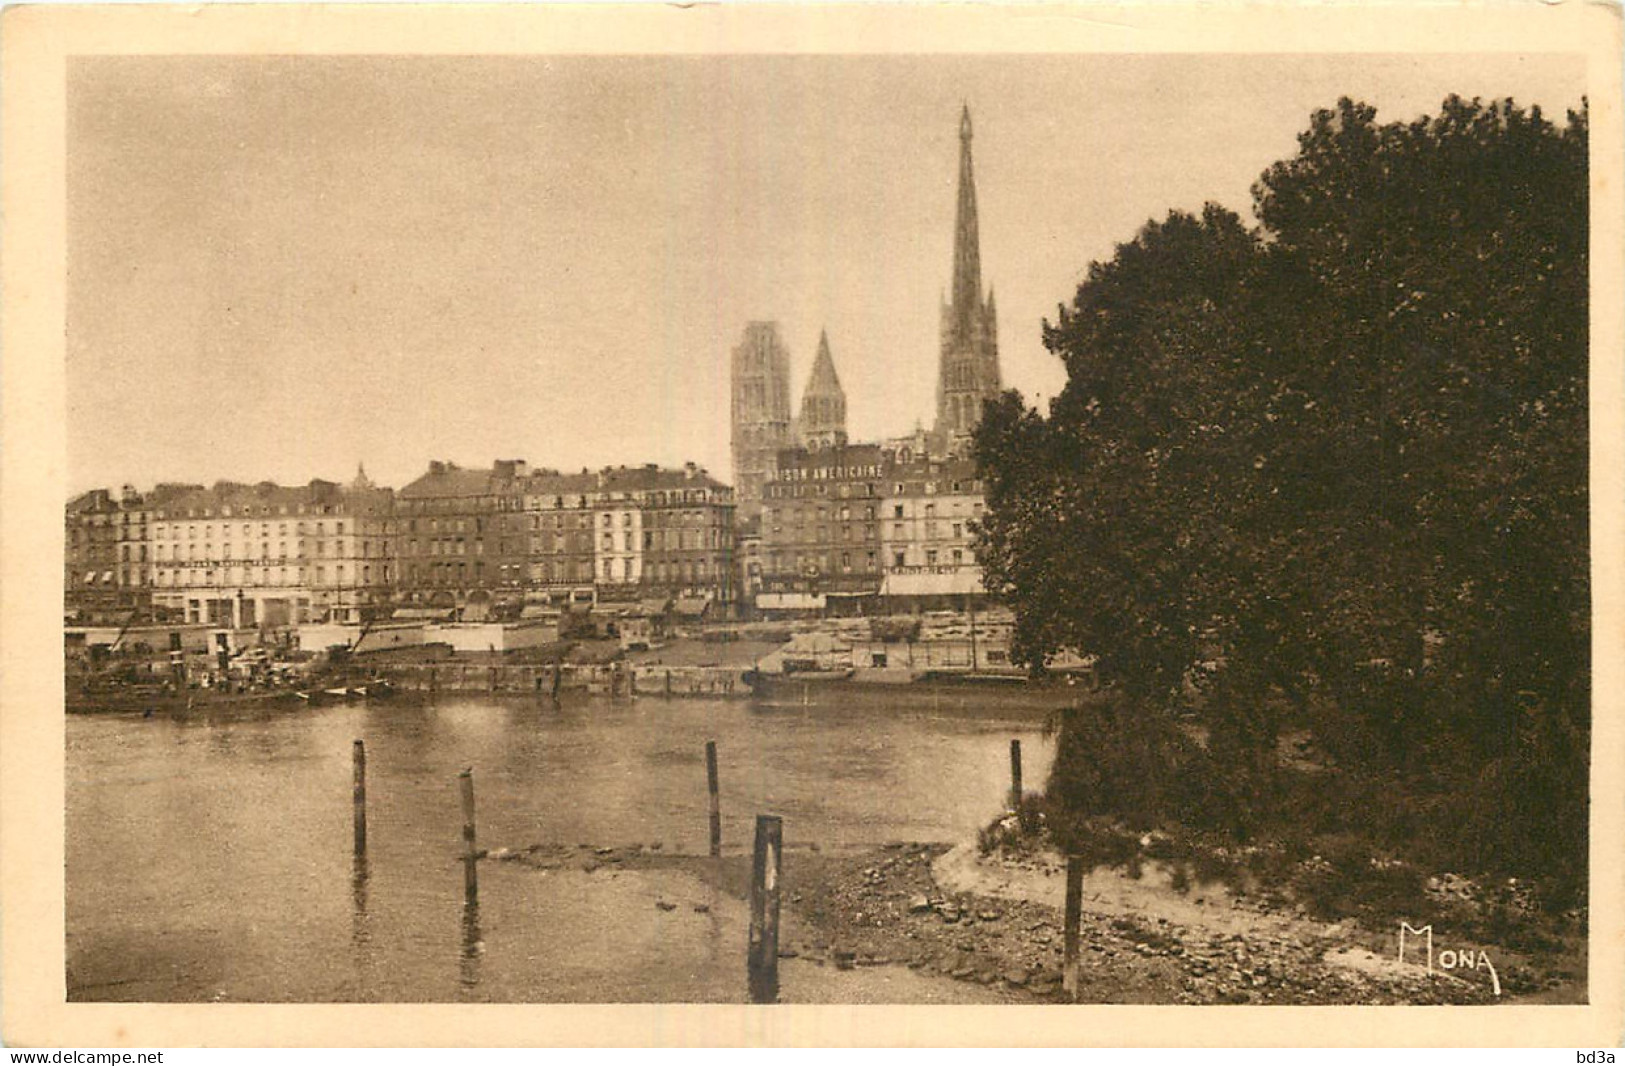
[350,462,374,492]
[951,103,982,330]
[796,329,848,451]
[804,330,843,397]
[936,105,1001,453]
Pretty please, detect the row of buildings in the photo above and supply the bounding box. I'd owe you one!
[67,461,736,627]
[68,107,1006,628]
[66,447,988,626]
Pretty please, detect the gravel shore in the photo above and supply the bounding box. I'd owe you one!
[487,837,1580,1004]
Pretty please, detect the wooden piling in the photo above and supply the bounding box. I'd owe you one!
[747,814,783,1003]
[1009,739,1023,810]
[1063,854,1084,1001]
[459,768,478,902]
[352,739,367,855]
[705,741,722,858]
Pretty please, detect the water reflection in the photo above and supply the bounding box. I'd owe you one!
[69,694,1055,1003]
[350,854,372,998]
[459,897,483,996]
[350,855,371,948]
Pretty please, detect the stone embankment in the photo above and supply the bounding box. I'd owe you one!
[360,661,747,698]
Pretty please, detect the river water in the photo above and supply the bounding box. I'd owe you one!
[66,693,1055,1002]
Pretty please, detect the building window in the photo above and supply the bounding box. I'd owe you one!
[894,552,906,568]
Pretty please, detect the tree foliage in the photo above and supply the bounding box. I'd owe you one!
[976,96,1589,899]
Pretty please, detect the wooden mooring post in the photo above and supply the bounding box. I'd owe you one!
[1009,739,1023,810]
[705,740,722,858]
[352,739,367,855]
[459,768,478,902]
[1063,854,1084,1001]
[747,814,783,1003]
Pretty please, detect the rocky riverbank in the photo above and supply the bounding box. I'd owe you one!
[484,836,1581,1004]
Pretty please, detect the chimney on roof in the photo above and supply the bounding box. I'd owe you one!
[684,461,697,480]
[429,460,446,476]
[120,484,138,504]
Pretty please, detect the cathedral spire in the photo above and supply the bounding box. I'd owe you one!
[805,329,843,396]
[935,105,1001,453]
[796,329,848,452]
[951,103,981,328]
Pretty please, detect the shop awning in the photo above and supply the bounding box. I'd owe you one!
[755,592,826,610]
[674,597,711,619]
[879,570,986,596]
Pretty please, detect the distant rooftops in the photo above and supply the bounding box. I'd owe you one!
[399,459,731,500]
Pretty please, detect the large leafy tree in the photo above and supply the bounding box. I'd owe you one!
[976,97,1589,889]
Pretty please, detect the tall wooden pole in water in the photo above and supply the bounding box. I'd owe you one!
[459,768,478,902]
[747,814,783,1003]
[705,740,722,858]
[352,739,367,855]
[1063,854,1084,1001]
[1009,739,1023,810]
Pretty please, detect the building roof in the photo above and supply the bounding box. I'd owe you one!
[66,489,117,514]
[775,442,885,472]
[147,479,390,518]
[399,463,498,500]
[400,461,733,501]
[587,464,731,495]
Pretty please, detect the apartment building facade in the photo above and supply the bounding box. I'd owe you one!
[146,473,394,627]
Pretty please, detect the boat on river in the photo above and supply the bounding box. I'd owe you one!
[67,684,306,715]
[739,666,1098,710]
[70,676,394,714]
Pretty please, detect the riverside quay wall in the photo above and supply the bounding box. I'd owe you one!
[360,660,746,699]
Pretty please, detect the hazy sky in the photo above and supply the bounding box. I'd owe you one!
[67,54,1584,494]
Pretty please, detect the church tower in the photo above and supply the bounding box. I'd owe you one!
[934,105,1001,453]
[730,321,795,525]
[796,329,849,452]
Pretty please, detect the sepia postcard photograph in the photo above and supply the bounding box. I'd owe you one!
[2,1,1622,1049]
